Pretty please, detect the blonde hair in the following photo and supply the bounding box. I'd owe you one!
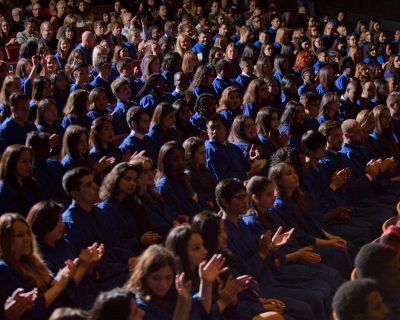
[175,34,191,57]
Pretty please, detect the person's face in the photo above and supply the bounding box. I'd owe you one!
[145,265,174,297]
[162,111,176,130]
[114,1,121,12]
[226,47,237,60]
[380,110,392,129]
[337,12,345,22]
[211,2,219,13]
[78,1,87,12]
[45,213,66,244]
[178,105,191,124]
[113,24,122,36]
[271,18,281,29]
[60,39,70,53]
[32,4,41,17]
[224,190,249,216]
[217,221,228,250]
[347,85,361,101]
[227,91,241,110]
[168,149,185,174]
[76,67,89,84]
[118,84,131,102]
[360,291,390,320]
[389,98,400,118]
[314,37,323,48]
[77,132,88,154]
[254,182,276,211]
[13,99,29,122]
[373,22,380,32]
[15,149,32,180]
[174,73,189,91]
[261,46,272,59]
[346,122,364,145]
[326,127,343,151]
[43,102,58,123]
[95,24,106,36]
[219,24,228,36]
[278,164,299,192]
[310,26,318,37]
[151,27,161,40]
[138,161,155,188]
[95,91,108,109]
[318,52,329,63]
[269,111,279,131]
[42,25,53,39]
[261,60,272,77]
[159,5,168,17]
[179,37,190,51]
[120,47,129,58]
[295,105,306,124]
[388,78,399,93]
[243,118,257,140]
[199,33,209,45]
[46,57,57,73]
[187,233,208,269]
[207,120,227,143]
[370,45,377,57]
[99,121,114,143]
[57,3,67,15]
[75,174,100,204]
[149,59,160,74]
[252,17,261,29]
[394,56,400,69]
[193,144,206,166]
[325,23,334,35]
[136,113,150,134]
[12,11,23,23]
[1,21,9,33]
[118,169,138,196]
[257,83,269,102]
[362,82,375,99]
[11,221,32,260]
[103,12,110,23]
[309,146,327,161]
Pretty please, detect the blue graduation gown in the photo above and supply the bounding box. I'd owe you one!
[61,114,91,132]
[87,108,111,121]
[218,108,241,130]
[147,127,179,155]
[235,73,256,92]
[90,76,115,103]
[62,203,129,290]
[155,175,203,218]
[243,101,259,120]
[0,118,37,151]
[190,112,207,134]
[212,77,237,98]
[0,179,42,216]
[205,140,250,182]
[119,132,158,163]
[97,197,143,257]
[32,159,68,205]
[112,100,133,135]
[270,197,353,278]
[139,93,161,117]
[335,74,349,93]
[0,259,48,320]
[339,97,360,121]
[223,218,330,320]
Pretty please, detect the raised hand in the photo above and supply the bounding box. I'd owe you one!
[249,144,261,161]
[3,288,37,320]
[270,226,294,250]
[53,266,71,290]
[176,272,192,304]
[199,254,228,283]
[259,230,272,259]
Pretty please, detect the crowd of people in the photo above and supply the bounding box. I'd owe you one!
[0,0,400,319]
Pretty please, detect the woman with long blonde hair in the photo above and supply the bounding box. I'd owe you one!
[175,34,192,58]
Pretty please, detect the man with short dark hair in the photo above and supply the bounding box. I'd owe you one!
[62,167,130,290]
[0,93,37,151]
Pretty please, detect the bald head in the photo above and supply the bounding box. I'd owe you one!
[82,31,95,48]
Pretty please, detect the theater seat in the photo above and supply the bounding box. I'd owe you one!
[5,45,20,65]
